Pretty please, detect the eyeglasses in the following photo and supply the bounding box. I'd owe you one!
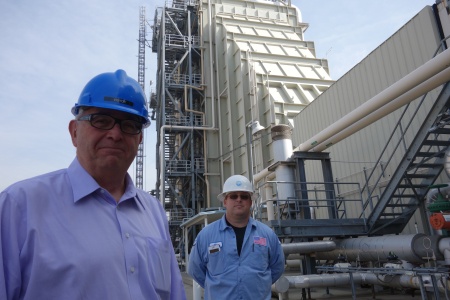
[227,193,251,200]
[77,113,143,135]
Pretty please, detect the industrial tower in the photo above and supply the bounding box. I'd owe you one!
[151,0,202,251]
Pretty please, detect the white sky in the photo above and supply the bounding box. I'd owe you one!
[0,0,434,191]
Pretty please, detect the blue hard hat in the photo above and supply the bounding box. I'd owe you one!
[71,69,150,127]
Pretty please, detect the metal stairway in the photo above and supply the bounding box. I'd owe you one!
[366,82,450,235]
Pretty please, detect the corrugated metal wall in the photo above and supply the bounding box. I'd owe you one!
[292,6,447,234]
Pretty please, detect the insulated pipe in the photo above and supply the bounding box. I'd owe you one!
[264,182,275,221]
[310,66,450,152]
[426,184,450,205]
[253,167,272,185]
[272,125,293,161]
[286,273,360,289]
[285,272,450,293]
[295,48,450,152]
[272,125,295,204]
[206,0,218,209]
[315,234,441,264]
[272,276,290,294]
[286,259,303,268]
[439,237,450,265]
[370,273,449,294]
[282,241,336,255]
[256,126,294,220]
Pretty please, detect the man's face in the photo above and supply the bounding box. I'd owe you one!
[68,107,143,176]
[223,192,252,218]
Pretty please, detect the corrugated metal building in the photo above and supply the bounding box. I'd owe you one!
[292,5,449,235]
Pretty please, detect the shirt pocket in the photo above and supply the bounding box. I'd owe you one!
[207,250,225,276]
[248,244,269,271]
[146,237,172,293]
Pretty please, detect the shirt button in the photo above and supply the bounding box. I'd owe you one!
[125,233,130,238]
[130,266,135,273]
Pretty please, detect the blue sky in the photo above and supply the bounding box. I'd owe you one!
[0,0,433,191]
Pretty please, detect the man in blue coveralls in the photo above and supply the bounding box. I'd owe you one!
[187,175,285,300]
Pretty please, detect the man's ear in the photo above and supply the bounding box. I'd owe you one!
[68,120,78,147]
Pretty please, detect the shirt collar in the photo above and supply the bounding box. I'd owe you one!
[219,214,256,231]
[68,158,100,203]
[67,158,138,204]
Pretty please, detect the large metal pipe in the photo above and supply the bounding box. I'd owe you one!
[315,234,442,264]
[282,241,336,255]
[295,48,450,152]
[272,125,295,204]
[285,272,450,294]
[253,167,272,185]
[286,273,360,289]
[439,237,450,265]
[426,184,450,206]
[272,276,290,293]
[310,66,450,152]
[272,125,294,161]
[264,181,275,221]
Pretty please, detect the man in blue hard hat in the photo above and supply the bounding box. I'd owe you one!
[0,70,187,300]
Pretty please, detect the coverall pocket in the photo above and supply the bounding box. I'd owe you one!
[207,251,225,276]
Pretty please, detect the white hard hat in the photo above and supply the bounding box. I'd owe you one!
[217,175,256,202]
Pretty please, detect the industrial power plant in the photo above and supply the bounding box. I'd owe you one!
[143,0,450,298]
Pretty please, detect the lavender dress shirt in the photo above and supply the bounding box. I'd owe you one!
[0,158,186,300]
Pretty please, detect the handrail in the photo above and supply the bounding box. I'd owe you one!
[254,180,365,224]
[359,38,450,218]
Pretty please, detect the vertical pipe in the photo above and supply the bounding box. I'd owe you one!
[272,125,295,204]
[265,182,275,221]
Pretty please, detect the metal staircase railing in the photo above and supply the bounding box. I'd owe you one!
[366,82,450,235]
